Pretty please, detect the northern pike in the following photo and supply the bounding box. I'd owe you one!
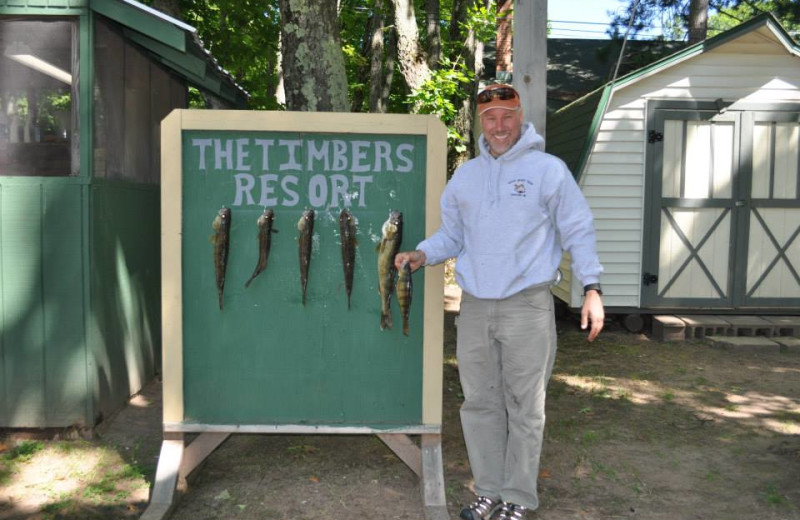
[339,209,357,309]
[212,206,232,310]
[297,208,315,305]
[244,208,277,288]
[377,210,403,330]
[397,261,413,336]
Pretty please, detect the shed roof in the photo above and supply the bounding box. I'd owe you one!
[546,13,800,180]
[0,0,248,106]
[92,0,248,107]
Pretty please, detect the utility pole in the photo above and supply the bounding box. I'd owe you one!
[513,0,547,138]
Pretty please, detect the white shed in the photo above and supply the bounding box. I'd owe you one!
[547,14,800,324]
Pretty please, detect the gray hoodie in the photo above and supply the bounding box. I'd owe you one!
[417,122,603,299]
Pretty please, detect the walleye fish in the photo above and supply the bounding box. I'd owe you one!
[297,208,315,305]
[397,261,413,336]
[339,209,357,309]
[377,210,403,330]
[244,208,277,288]
[212,206,232,310]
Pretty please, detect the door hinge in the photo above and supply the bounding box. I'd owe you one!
[643,272,659,286]
[648,130,663,144]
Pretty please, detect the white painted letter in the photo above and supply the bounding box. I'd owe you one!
[279,139,303,171]
[233,173,256,206]
[281,175,300,207]
[351,175,373,207]
[215,139,234,170]
[395,144,414,172]
[351,141,371,172]
[308,174,328,207]
[374,141,393,172]
[254,139,275,170]
[191,138,213,170]
[259,174,279,206]
[307,140,330,171]
[332,140,348,171]
[236,138,251,171]
[329,174,350,208]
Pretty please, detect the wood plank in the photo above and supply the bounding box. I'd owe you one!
[141,439,185,520]
[420,434,449,520]
[41,184,87,425]
[377,433,422,477]
[1,185,45,426]
[163,423,441,434]
[179,432,230,480]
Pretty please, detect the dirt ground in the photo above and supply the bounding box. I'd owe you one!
[2,306,800,520]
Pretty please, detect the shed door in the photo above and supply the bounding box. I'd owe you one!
[643,106,800,309]
[741,111,800,306]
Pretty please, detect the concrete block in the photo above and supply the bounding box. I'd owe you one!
[676,315,732,339]
[653,315,685,342]
[715,315,776,337]
[706,335,781,354]
[772,336,800,354]
[762,316,800,338]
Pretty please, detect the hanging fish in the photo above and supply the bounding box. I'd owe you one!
[377,210,403,330]
[397,261,413,336]
[297,208,315,305]
[212,206,232,310]
[339,209,357,309]
[244,208,277,288]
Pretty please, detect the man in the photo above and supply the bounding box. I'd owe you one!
[394,84,604,520]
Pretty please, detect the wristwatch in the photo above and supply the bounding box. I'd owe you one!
[583,283,603,295]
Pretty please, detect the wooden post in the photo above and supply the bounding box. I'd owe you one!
[513,0,548,138]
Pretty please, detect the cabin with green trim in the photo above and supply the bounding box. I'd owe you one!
[0,0,247,428]
[547,14,800,325]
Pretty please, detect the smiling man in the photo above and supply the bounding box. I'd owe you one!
[395,84,605,519]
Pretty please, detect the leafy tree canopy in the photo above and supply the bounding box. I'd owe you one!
[609,0,799,41]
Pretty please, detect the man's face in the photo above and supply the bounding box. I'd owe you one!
[480,108,523,157]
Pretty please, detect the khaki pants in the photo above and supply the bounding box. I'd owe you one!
[457,284,557,510]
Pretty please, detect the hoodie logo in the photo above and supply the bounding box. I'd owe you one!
[508,178,533,197]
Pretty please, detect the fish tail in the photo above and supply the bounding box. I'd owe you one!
[402,318,409,336]
[244,276,254,288]
[218,291,224,310]
[380,311,392,330]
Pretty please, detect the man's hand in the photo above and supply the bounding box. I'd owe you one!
[394,250,426,272]
[581,290,604,342]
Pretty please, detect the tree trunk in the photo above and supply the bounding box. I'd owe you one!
[450,0,487,171]
[368,0,393,112]
[279,0,349,111]
[688,0,710,44]
[379,22,398,112]
[392,0,432,96]
[426,0,441,69]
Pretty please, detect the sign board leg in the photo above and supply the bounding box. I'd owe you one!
[377,433,422,477]
[140,438,185,520]
[421,434,449,520]
[377,433,449,519]
[141,433,231,520]
[179,432,231,482]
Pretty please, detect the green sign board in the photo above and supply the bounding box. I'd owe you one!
[163,112,445,430]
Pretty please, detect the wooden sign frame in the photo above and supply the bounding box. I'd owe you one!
[143,110,448,520]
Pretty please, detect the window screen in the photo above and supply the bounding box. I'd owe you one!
[0,18,78,176]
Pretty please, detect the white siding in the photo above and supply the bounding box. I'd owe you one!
[564,29,800,310]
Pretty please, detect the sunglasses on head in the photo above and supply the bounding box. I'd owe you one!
[476,86,519,104]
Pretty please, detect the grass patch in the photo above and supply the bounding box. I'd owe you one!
[763,483,789,507]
